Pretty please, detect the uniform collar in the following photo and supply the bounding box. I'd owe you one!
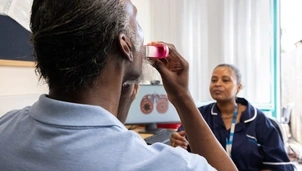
[29,94,126,129]
[210,97,257,123]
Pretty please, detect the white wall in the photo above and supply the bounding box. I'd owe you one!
[0,66,48,116]
[0,66,47,96]
[131,0,151,44]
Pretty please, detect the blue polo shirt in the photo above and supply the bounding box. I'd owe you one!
[178,97,294,171]
[0,95,215,171]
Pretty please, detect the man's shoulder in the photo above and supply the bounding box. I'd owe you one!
[0,106,30,123]
[136,143,216,170]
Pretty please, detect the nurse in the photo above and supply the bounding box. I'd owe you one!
[170,63,294,171]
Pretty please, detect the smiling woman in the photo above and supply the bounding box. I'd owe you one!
[170,63,295,171]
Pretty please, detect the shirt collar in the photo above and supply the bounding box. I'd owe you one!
[210,97,257,123]
[29,94,126,129]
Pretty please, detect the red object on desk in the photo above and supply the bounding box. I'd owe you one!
[157,123,181,130]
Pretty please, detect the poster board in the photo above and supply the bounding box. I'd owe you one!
[0,0,34,67]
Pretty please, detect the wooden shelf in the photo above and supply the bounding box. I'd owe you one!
[0,59,35,67]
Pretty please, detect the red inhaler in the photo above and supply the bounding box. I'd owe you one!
[144,44,169,59]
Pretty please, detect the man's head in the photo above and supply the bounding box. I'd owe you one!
[30,0,144,91]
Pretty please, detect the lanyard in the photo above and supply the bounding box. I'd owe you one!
[226,105,238,157]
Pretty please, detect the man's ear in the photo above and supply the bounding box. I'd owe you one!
[118,33,133,62]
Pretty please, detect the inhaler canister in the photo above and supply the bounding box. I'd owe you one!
[145,45,169,59]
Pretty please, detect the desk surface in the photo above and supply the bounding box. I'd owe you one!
[126,125,154,139]
[126,125,176,139]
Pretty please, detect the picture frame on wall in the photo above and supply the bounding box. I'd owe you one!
[0,15,35,67]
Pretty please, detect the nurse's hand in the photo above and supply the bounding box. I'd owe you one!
[170,131,189,149]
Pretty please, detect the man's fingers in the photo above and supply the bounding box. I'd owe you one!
[179,131,186,136]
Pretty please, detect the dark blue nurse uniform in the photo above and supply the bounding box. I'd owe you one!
[178,97,294,171]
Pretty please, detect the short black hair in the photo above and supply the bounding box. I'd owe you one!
[30,0,129,91]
